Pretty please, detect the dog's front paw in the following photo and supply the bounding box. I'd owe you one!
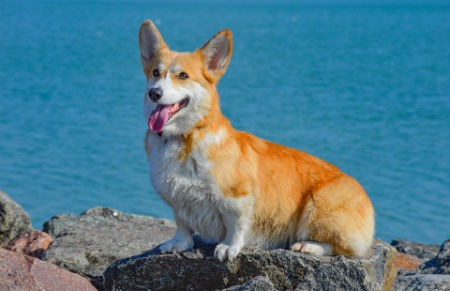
[214,243,242,262]
[159,238,194,254]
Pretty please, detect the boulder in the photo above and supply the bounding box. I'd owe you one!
[395,252,424,271]
[420,239,450,275]
[391,239,440,261]
[394,240,450,291]
[0,247,96,291]
[0,191,32,246]
[225,276,276,291]
[6,229,53,258]
[103,238,397,291]
[394,274,450,291]
[42,207,175,288]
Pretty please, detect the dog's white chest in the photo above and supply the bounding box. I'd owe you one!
[147,135,225,241]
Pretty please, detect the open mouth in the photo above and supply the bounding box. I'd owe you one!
[148,97,190,132]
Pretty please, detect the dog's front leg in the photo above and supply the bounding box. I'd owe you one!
[214,202,252,262]
[159,216,194,253]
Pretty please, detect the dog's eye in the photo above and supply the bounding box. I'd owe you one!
[152,69,160,78]
[178,72,189,80]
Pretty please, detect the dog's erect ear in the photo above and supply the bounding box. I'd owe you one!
[139,20,168,68]
[199,29,233,83]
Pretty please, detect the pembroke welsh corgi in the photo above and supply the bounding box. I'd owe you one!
[139,20,375,261]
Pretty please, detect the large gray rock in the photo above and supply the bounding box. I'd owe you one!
[225,276,276,291]
[103,238,397,291]
[420,239,450,275]
[42,207,175,288]
[394,240,450,291]
[391,239,440,261]
[394,274,450,291]
[0,191,32,246]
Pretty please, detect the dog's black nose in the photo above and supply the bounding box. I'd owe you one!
[149,87,163,102]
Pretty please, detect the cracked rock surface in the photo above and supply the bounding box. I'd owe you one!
[103,238,397,291]
[42,207,175,288]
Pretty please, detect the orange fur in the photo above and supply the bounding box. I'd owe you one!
[182,103,374,255]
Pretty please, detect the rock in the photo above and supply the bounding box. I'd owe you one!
[42,207,175,288]
[394,274,450,291]
[393,240,450,291]
[103,238,397,291]
[391,239,440,261]
[395,252,424,271]
[225,276,276,291]
[6,229,53,258]
[0,247,96,291]
[0,191,32,246]
[420,239,450,275]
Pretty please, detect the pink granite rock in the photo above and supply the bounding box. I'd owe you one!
[0,248,96,291]
[6,229,53,258]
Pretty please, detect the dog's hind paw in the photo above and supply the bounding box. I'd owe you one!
[290,241,332,256]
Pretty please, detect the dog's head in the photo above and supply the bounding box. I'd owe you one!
[139,20,232,137]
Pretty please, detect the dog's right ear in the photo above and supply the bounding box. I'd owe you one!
[139,20,168,68]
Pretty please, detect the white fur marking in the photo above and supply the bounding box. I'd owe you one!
[199,128,227,148]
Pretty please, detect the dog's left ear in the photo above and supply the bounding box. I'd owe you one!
[199,29,233,83]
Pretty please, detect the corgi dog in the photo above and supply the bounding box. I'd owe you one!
[139,20,375,262]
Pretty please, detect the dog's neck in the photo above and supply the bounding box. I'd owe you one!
[173,88,227,131]
[156,93,230,148]
[153,118,230,167]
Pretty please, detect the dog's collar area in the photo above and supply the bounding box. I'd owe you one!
[157,131,168,144]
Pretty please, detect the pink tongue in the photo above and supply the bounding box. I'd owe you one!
[148,105,171,132]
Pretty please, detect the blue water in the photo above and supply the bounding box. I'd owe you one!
[1,0,449,245]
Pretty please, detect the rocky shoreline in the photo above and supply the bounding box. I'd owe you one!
[1,190,449,290]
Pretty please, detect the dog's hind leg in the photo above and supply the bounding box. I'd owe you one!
[292,176,374,257]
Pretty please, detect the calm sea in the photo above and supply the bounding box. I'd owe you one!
[1,0,449,244]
